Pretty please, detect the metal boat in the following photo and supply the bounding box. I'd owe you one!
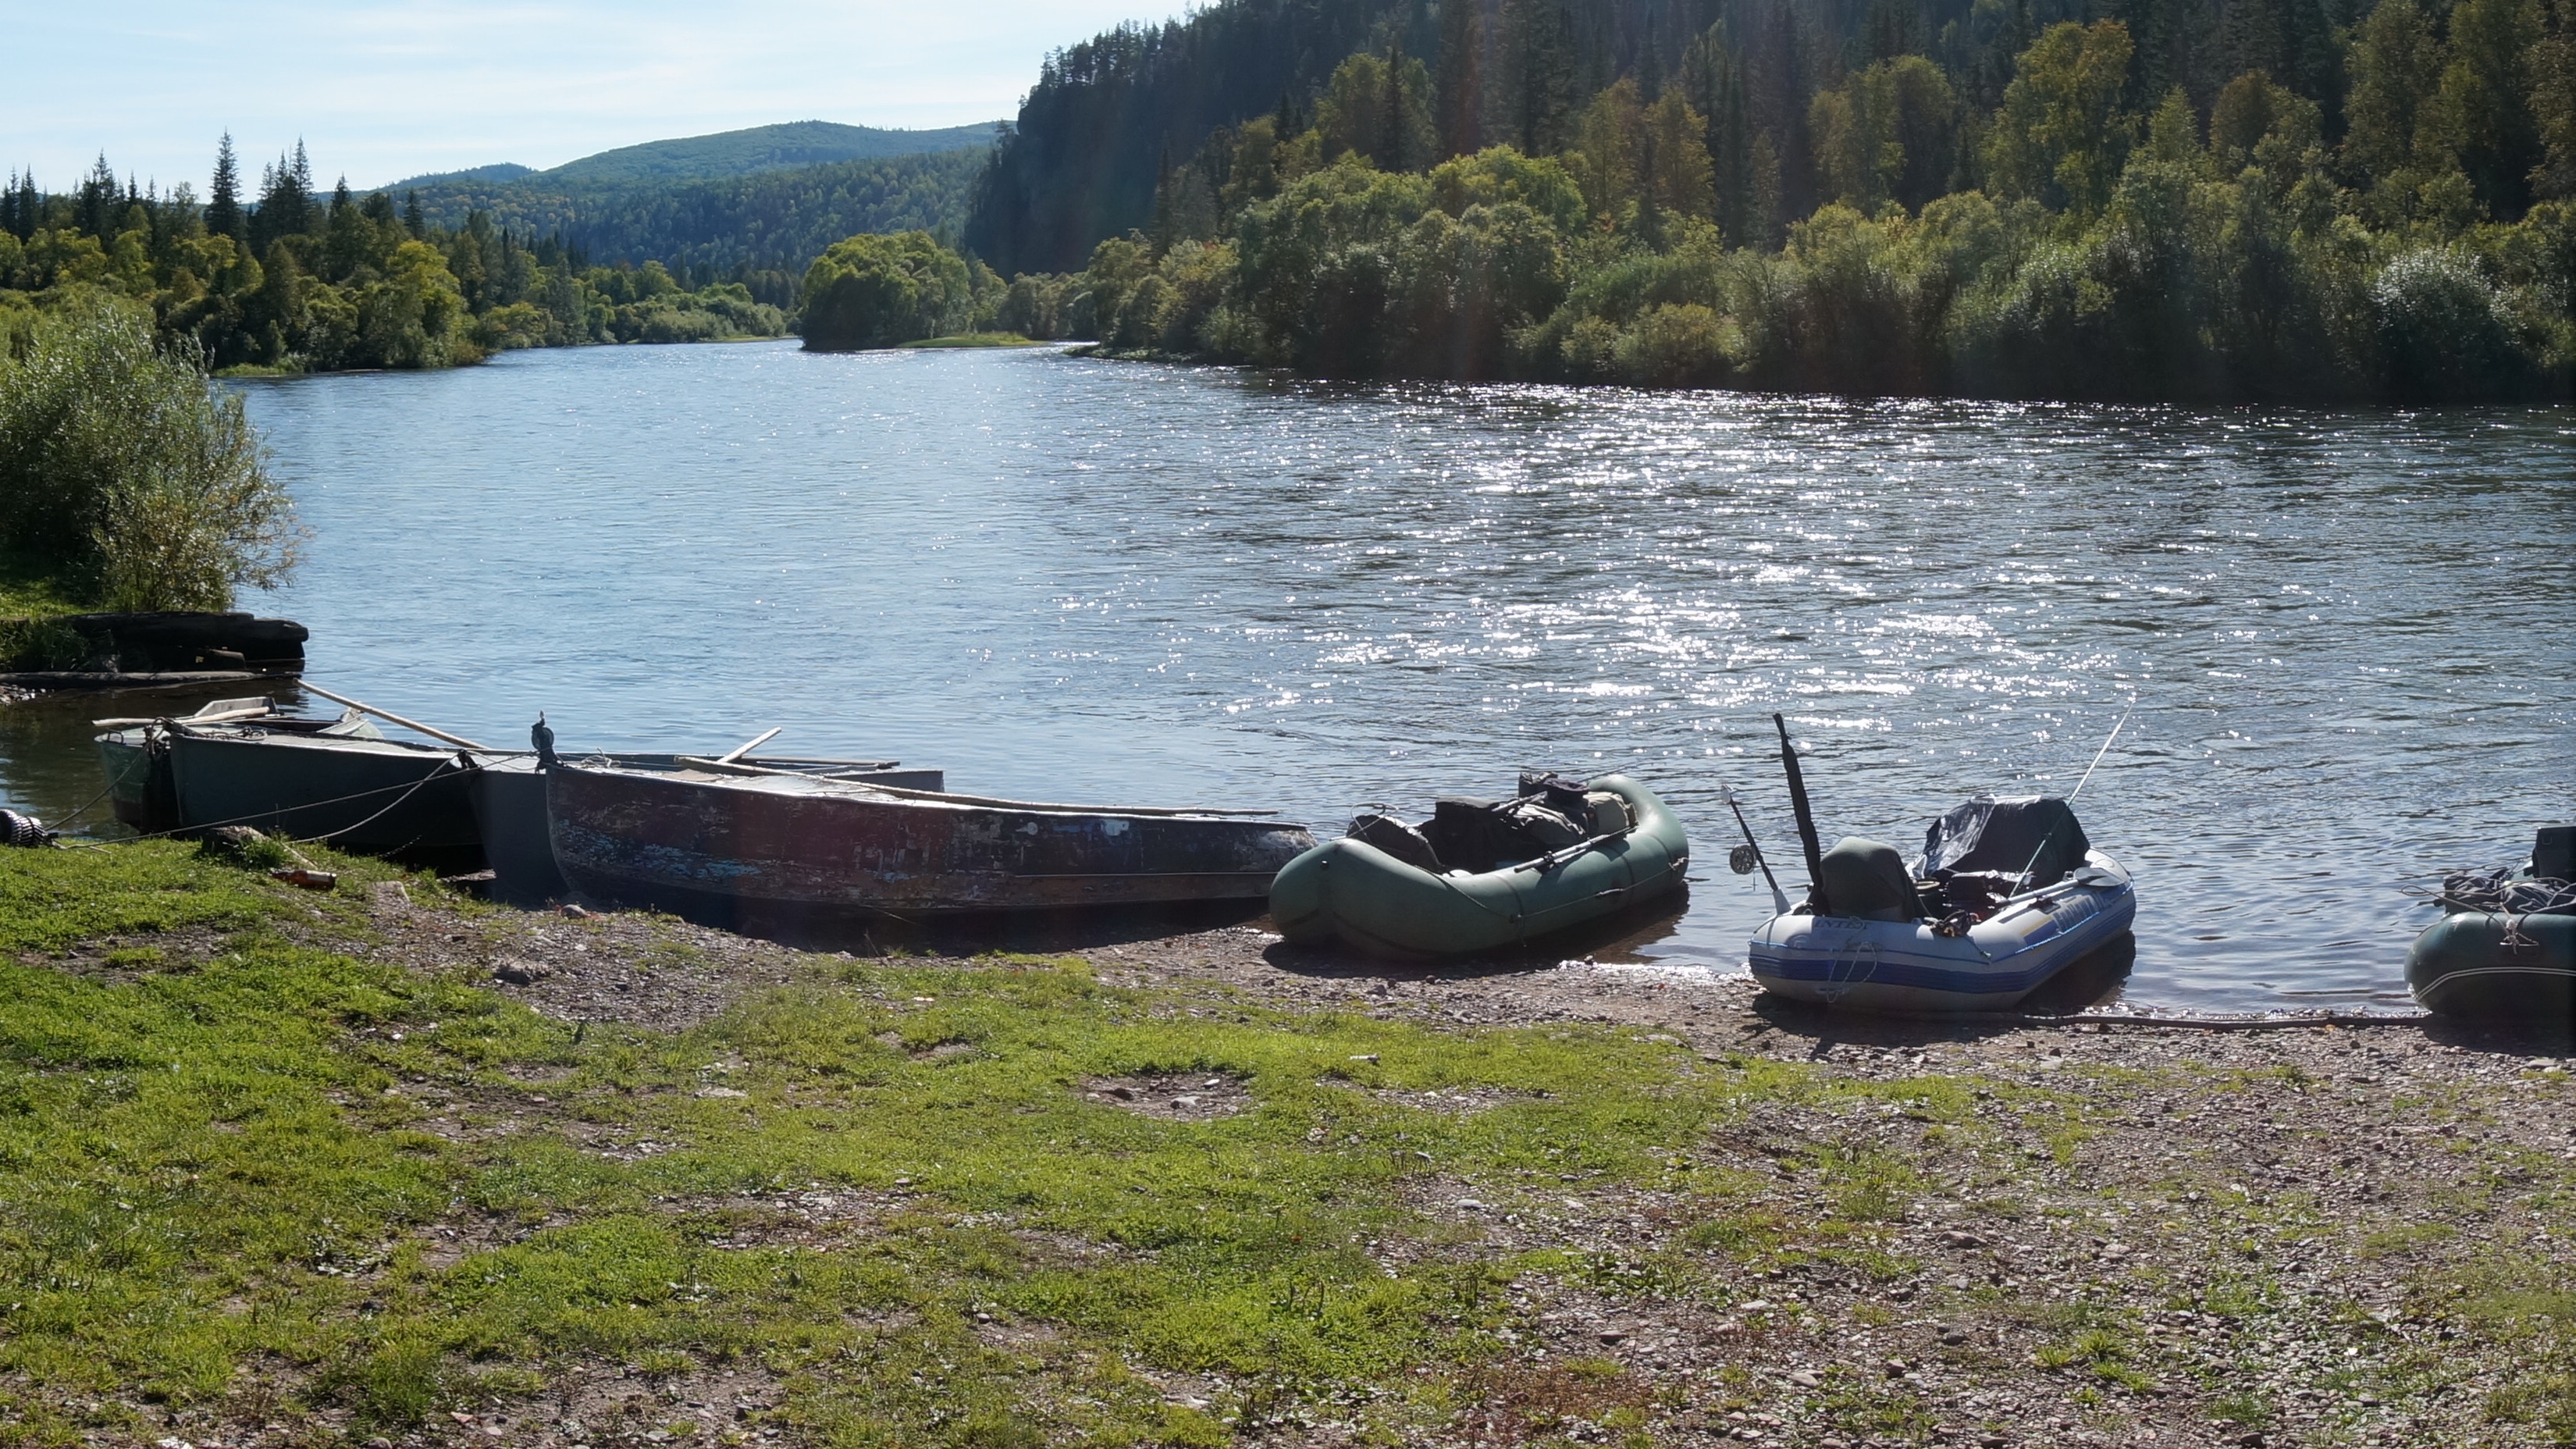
[468,753,940,905]
[546,757,1315,929]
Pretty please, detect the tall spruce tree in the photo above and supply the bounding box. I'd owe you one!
[1501,0,1580,154]
[207,134,244,240]
[1434,0,1486,155]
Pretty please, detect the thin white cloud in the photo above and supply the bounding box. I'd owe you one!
[9,0,1165,193]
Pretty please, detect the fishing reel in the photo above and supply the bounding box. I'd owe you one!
[1728,844,1760,875]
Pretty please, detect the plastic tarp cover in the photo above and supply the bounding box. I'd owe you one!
[1920,796,2092,887]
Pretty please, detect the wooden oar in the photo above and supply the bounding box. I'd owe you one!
[714,727,782,765]
[297,682,490,751]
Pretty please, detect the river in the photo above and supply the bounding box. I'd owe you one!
[5,340,2567,1010]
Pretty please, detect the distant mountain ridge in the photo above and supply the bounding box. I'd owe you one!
[379,119,1003,192]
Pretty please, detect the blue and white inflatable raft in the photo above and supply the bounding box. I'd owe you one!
[1749,796,2137,1013]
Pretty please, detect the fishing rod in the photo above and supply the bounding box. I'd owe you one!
[2014,700,2134,888]
[2065,700,2134,804]
[1720,787,1793,914]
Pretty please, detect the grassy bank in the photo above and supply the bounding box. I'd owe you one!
[902,333,1044,350]
[2,842,2571,1447]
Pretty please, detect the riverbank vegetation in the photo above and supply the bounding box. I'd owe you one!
[2,840,2572,1445]
[0,143,789,376]
[0,296,298,612]
[965,0,2576,400]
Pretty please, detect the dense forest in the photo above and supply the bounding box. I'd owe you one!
[399,148,986,305]
[0,141,790,373]
[966,0,2576,398]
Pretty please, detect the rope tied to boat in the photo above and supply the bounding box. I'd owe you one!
[57,756,481,851]
[2437,870,2576,917]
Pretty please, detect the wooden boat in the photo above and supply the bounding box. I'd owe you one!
[546,757,1316,926]
[468,753,941,905]
[1267,773,1689,959]
[2407,827,2575,1020]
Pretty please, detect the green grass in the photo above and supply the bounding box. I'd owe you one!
[0,551,90,625]
[902,333,1044,350]
[0,841,1759,1446]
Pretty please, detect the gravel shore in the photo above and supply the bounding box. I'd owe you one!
[391,887,2576,1449]
[35,870,2575,1449]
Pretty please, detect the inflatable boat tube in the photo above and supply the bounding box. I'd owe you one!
[2407,911,2576,1020]
[1268,774,1688,959]
[1749,850,2137,1013]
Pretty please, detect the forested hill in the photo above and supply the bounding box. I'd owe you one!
[965,0,2576,272]
[969,1,1415,272]
[383,119,1004,191]
[400,149,986,287]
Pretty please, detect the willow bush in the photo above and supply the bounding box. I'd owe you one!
[0,294,299,611]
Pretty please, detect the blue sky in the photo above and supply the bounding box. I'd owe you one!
[9,1,1162,194]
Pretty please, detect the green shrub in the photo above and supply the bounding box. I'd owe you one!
[2372,247,2534,400]
[0,293,299,611]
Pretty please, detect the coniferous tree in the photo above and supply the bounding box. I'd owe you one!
[207,134,244,240]
[78,154,119,240]
[1434,0,1486,156]
[2535,0,2576,197]
[404,189,426,238]
[1501,0,1580,154]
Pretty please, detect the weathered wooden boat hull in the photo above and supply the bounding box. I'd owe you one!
[1267,774,1690,959]
[546,761,1315,924]
[469,757,945,906]
[165,728,482,862]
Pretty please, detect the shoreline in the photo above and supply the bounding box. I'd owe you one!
[3,842,2569,1447]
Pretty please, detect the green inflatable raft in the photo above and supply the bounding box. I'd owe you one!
[1268,773,1689,959]
[2407,826,2574,1020]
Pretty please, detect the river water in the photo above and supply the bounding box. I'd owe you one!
[5,340,2567,1009]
